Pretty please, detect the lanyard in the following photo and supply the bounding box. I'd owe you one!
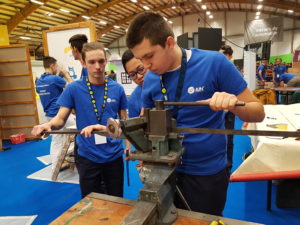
[160,48,187,119]
[86,77,108,123]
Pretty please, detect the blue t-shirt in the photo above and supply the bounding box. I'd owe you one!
[142,48,247,175]
[257,64,266,80]
[274,65,287,82]
[279,73,298,84]
[81,67,88,80]
[36,73,66,117]
[57,78,128,163]
[128,85,142,118]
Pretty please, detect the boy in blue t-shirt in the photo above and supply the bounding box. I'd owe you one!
[121,49,146,118]
[36,56,73,170]
[273,58,287,87]
[69,34,88,80]
[126,12,265,216]
[257,60,267,85]
[32,42,129,199]
[279,73,300,87]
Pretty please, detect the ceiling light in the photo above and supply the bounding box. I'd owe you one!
[125,28,128,32]
[113,25,120,29]
[104,48,109,51]
[209,15,213,19]
[206,11,211,15]
[197,0,202,2]
[82,16,90,20]
[59,9,70,13]
[102,34,106,37]
[256,12,261,16]
[258,0,263,2]
[257,5,262,10]
[172,6,176,9]
[255,16,260,19]
[143,6,150,10]
[163,17,168,21]
[46,12,54,16]
[30,0,44,5]
[201,5,207,10]
[20,36,31,40]
[99,20,107,25]
[168,20,173,24]
[130,0,137,2]
[288,10,294,13]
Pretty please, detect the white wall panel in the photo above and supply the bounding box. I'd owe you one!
[226,12,245,36]
[270,30,292,56]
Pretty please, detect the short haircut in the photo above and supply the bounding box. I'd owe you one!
[126,12,174,49]
[121,49,134,73]
[220,45,233,56]
[81,42,106,62]
[43,56,56,69]
[276,58,282,62]
[69,34,88,53]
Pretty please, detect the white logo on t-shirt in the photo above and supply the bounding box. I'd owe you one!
[107,98,116,103]
[187,86,204,94]
[188,87,195,94]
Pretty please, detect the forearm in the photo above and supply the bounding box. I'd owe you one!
[61,70,73,83]
[48,115,67,130]
[258,72,264,81]
[231,102,265,122]
[279,81,284,87]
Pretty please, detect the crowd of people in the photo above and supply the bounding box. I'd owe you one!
[256,58,299,88]
[32,12,267,217]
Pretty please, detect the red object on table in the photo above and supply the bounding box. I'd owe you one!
[10,133,26,144]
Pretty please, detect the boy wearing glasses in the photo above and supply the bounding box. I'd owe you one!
[32,42,128,199]
[122,49,146,118]
[126,12,264,216]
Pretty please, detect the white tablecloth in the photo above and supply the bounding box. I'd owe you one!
[231,103,300,180]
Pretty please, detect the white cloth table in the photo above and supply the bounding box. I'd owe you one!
[231,103,300,181]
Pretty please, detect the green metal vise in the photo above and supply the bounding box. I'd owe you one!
[107,100,184,224]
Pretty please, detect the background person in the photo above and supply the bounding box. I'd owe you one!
[69,34,88,80]
[273,58,287,87]
[36,56,74,171]
[121,49,146,118]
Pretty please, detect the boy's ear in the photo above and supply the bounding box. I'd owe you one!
[165,36,175,49]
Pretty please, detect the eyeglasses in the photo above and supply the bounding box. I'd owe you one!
[127,66,145,80]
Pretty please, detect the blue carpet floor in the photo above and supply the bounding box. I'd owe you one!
[0,118,299,225]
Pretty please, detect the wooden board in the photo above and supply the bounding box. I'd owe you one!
[50,193,263,225]
[51,195,133,225]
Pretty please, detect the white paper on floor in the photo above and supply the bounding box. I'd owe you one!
[27,165,79,184]
[0,215,37,225]
[37,155,51,165]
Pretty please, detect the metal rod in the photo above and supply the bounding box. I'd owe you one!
[163,101,245,106]
[43,130,107,135]
[174,127,300,138]
[43,127,300,138]
[176,185,192,211]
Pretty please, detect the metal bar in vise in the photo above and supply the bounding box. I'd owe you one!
[44,127,300,138]
[43,130,108,135]
[163,101,246,107]
[174,127,300,138]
